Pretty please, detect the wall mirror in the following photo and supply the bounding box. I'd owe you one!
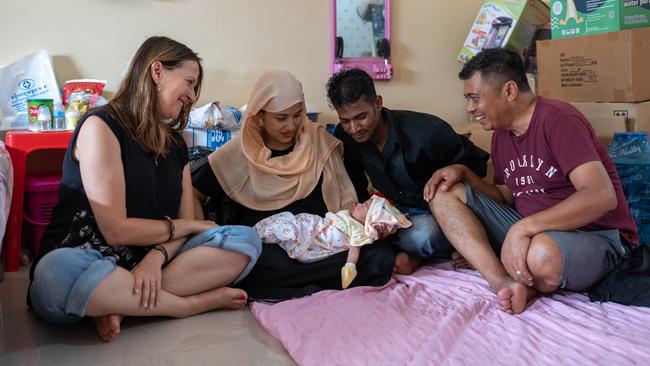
[331,0,392,80]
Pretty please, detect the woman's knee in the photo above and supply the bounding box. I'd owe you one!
[183,225,262,262]
[220,226,262,284]
[227,225,263,263]
[31,248,115,324]
[34,248,98,283]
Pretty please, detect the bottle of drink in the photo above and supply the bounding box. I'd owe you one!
[37,105,52,131]
[52,103,65,130]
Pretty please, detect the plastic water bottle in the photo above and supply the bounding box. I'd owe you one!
[37,105,52,131]
[52,103,65,130]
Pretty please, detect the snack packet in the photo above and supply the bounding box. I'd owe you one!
[62,79,107,129]
[62,79,106,106]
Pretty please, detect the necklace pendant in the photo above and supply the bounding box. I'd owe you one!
[154,156,158,167]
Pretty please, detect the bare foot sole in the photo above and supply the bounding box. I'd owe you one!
[393,252,422,275]
[94,314,124,342]
[497,281,537,314]
[451,251,474,270]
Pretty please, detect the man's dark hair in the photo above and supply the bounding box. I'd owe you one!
[458,47,531,93]
[326,68,377,109]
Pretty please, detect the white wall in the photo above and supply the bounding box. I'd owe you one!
[0,0,485,125]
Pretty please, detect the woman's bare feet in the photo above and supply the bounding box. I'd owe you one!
[451,251,475,270]
[393,252,422,275]
[94,314,124,342]
[196,287,248,312]
[496,280,536,314]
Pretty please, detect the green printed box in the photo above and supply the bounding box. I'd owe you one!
[551,0,650,39]
[458,0,549,63]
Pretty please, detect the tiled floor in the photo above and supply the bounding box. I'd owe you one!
[0,267,296,366]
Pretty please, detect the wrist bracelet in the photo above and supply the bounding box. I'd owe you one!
[163,215,175,243]
[151,245,169,267]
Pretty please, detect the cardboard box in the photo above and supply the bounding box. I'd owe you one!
[452,122,495,182]
[468,123,494,154]
[451,122,473,137]
[537,28,650,102]
[550,0,650,39]
[469,123,495,182]
[458,0,549,63]
[572,100,650,132]
[586,116,628,146]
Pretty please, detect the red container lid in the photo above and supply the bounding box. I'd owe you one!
[25,173,62,193]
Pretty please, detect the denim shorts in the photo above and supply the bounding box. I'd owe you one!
[175,225,262,284]
[464,184,628,291]
[29,225,262,324]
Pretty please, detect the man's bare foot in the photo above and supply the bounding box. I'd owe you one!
[393,252,422,275]
[451,251,474,270]
[496,280,536,314]
[94,314,124,342]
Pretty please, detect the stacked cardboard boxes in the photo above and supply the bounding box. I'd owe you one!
[537,17,650,243]
[537,27,650,135]
[571,101,650,134]
[537,27,650,103]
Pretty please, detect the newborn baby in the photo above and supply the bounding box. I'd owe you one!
[254,195,412,288]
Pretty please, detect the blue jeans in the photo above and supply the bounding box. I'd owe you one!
[393,206,453,259]
[30,225,261,324]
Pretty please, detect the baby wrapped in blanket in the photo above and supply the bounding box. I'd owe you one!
[254,195,411,288]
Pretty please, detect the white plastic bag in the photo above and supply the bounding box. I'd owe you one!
[0,50,62,130]
[188,102,242,131]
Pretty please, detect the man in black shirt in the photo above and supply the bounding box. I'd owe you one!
[326,68,489,264]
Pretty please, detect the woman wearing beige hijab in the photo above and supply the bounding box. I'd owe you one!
[193,70,396,299]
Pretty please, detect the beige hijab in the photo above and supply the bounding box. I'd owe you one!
[208,70,357,211]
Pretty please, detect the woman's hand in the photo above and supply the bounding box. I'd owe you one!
[131,250,165,308]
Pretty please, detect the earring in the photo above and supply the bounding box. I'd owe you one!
[157,85,161,92]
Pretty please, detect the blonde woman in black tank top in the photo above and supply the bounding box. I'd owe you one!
[28,37,262,342]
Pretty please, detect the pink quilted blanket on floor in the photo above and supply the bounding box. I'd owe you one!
[251,263,650,366]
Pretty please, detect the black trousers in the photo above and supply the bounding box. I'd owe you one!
[239,240,397,301]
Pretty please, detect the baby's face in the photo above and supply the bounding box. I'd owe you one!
[351,199,372,222]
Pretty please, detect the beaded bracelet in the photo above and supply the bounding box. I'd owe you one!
[163,215,175,243]
[151,245,169,267]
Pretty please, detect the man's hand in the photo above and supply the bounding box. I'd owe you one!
[423,164,467,202]
[373,223,397,239]
[500,222,534,286]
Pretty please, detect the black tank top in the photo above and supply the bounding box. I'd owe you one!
[34,106,189,271]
